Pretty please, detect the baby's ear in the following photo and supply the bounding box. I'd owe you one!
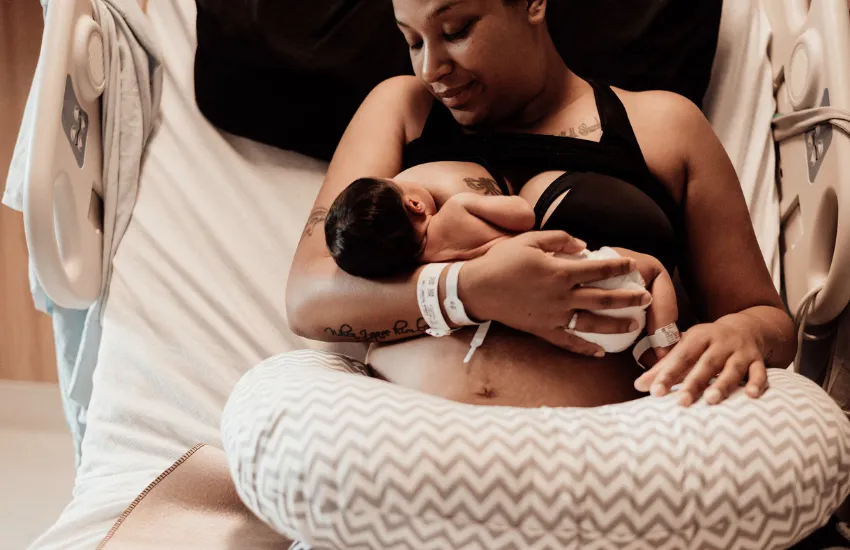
[404,197,426,215]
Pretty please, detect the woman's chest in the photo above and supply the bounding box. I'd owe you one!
[395,161,508,201]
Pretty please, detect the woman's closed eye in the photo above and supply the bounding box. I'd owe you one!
[443,18,478,42]
[404,18,479,51]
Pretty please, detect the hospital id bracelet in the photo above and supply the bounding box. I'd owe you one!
[632,322,681,369]
[444,262,482,327]
[417,263,454,337]
[464,321,493,364]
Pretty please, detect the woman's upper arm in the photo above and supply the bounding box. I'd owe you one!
[291,76,431,270]
[672,96,783,321]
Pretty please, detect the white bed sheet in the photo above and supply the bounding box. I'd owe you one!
[30,0,780,548]
[703,0,781,290]
[29,1,365,548]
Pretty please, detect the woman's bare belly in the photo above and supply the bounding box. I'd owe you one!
[368,324,644,408]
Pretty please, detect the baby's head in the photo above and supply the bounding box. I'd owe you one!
[325,177,436,278]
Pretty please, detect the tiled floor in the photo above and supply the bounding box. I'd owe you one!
[0,382,75,550]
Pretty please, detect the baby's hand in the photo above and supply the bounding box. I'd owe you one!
[611,248,679,367]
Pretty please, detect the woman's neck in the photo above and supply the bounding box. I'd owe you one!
[500,39,589,132]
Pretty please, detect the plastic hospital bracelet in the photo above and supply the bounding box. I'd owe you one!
[444,262,481,327]
[632,322,681,369]
[417,263,454,337]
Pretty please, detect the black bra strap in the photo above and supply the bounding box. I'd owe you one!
[587,80,646,160]
[533,172,575,229]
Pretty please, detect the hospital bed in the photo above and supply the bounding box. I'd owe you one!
[10,0,850,548]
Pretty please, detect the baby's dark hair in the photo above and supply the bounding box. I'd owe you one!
[325,177,422,278]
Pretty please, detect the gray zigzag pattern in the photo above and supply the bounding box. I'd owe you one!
[224,352,840,548]
[232,356,840,548]
[222,349,850,549]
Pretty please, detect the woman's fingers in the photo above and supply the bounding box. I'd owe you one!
[567,257,637,285]
[746,361,768,397]
[654,347,671,362]
[566,311,638,334]
[634,361,663,392]
[635,346,672,371]
[703,354,750,405]
[543,327,604,357]
[642,334,710,397]
[676,347,733,407]
[571,287,651,312]
[526,230,587,255]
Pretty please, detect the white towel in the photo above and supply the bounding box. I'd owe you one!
[2,0,162,461]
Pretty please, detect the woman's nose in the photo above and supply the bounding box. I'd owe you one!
[420,44,452,83]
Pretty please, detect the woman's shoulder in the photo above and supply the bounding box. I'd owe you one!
[613,87,707,132]
[611,87,710,203]
[367,76,435,143]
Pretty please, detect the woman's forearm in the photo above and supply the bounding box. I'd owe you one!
[717,306,797,368]
[286,257,440,344]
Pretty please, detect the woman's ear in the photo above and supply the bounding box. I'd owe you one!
[527,0,546,24]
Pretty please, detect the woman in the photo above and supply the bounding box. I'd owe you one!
[287,0,795,408]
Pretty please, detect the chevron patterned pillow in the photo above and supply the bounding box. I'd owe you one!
[223,350,850,550]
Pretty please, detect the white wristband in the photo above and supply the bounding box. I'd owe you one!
[464,321,492,363]
[444,262,480,327]
[633,323,681,369]
[417,263,453,337]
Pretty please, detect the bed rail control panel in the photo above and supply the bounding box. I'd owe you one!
[24,0,104,310]
[766,0,850,325]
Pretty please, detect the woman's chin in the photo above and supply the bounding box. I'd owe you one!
[446,104,488,128]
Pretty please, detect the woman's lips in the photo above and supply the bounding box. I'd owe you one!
[436,81,478,108]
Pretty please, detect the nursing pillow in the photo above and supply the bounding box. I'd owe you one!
[223,349,850,550]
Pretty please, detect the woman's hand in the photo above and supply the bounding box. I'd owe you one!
[633,315,769,407]
[459,231,653,357]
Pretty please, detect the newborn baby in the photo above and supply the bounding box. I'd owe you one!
[324,168,678,363]
[324,176,534,278]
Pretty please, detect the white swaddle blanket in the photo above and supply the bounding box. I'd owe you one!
[561,247,648,353]
[2,0,162,460]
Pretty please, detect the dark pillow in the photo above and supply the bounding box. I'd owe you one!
[548,1,722,110]
[194,0,722,161]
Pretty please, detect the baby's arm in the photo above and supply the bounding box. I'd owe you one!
[449,193,536,233]
[612,248,679,365]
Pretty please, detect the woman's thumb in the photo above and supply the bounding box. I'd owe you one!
[527,231,587,254]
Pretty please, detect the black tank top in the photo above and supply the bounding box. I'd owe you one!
[402,79,682,272]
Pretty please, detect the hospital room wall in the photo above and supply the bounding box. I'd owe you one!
[0,1,57,383]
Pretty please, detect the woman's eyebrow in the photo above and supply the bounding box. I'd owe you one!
[430,0,464,19]
[396,0,465,27]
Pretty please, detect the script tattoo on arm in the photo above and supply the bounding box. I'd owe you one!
[301,206,328,241]
[393,318,428,336]
[463,177,502,196]
[324,318,428,343]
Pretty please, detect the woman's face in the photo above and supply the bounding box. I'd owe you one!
[393,0,548,126]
